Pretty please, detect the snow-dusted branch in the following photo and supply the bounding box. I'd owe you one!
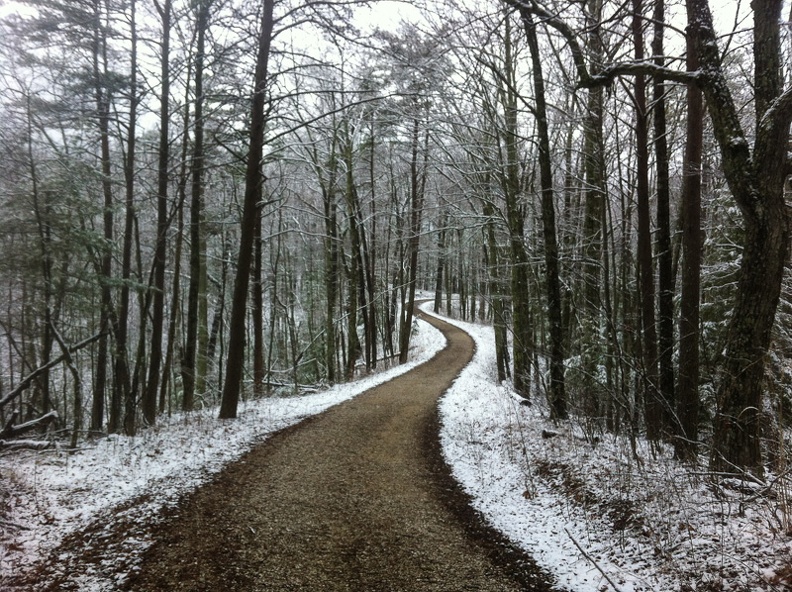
[0,439,54,451]
[504,0,695,91]
[583,61,700,88]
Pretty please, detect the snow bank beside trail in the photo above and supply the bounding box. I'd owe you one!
[0,315,446,583]
[434,307,792,592]
[432,309,672,592]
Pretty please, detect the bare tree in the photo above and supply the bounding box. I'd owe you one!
[219,0,275,419]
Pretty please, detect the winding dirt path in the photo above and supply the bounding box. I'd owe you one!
[121,312,554,591]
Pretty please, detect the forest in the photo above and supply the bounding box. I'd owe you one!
[0,0,791,484]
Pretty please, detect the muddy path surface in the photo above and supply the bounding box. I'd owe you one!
[19,311,557,591]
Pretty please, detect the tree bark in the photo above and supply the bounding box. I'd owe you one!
[675,3,703,461]
[652,0,676,434]
[219,0,275,418]
[632,0,661,440]
[520,8,566,418]
[145,0,171,424]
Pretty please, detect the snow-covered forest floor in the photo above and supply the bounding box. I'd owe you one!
[434,307,792,592]
[2,302,792,591]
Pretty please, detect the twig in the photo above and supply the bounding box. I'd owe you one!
[565,528,626,592]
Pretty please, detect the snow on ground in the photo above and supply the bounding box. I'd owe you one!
[432,307,792,592]
[4,301,792,591]
[0,313,445,586]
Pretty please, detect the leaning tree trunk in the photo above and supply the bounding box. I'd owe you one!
[219,0,275,419]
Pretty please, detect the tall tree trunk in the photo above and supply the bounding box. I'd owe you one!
[182,0,210,412]
[434,211,446,314]
[484,200,510,383]
[26,98,53,419]
[398,117,428,364]
[521,8,566,418]
[359,190,376,371]
[675,13,703,460]
[118,0,137,433]
[207,233,231,367]
[580,0,606,417]
[689,0,792,476]
[343,132,366,378]
[653,0,675,434]
[324,183,339,383]
[632,0,661,441]
[160,60,192,414]
[145,0,171,423]
[502,17,532,396]
[365,125,378,370]
[219,0,275,418]
[93,0,119,434]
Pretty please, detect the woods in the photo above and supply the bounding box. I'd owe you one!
[1,0,791,483]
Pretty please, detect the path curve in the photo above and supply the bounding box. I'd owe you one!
[123,310,555,591]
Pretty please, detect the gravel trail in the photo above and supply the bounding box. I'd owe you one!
[124,311,555,591]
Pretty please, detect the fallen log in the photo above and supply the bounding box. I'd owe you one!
[0,439,54,451]
[0,410,58,440]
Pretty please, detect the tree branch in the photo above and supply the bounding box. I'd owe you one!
[0,332,103,410]
[506,0,593,85]
[583,60,701,88]
[504,0,696,91]
[565,528,626,592]
[758,83,792,149]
